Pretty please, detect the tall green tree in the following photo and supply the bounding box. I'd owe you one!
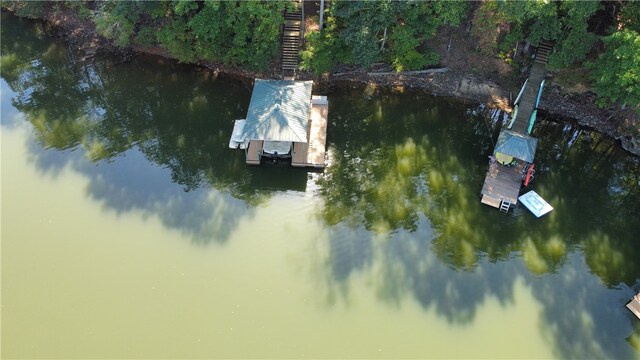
[303,0,467,72]
[589,29,640,113]
[473,0,601,69]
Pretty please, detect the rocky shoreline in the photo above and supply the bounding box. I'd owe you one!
[10,9,640,156]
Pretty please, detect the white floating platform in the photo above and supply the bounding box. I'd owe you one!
[627,293,640,320]
[229,119,246,149]
[518,190,553,217]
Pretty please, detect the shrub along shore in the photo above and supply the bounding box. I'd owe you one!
[2,1,639,155]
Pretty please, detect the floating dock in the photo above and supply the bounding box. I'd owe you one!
[519,190,553,217]
[627,293,640,320]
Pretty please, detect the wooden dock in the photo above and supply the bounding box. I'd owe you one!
[246,140,263,165]
[481,160,526,206]
[292,96,328,168]
[480,41,552,210]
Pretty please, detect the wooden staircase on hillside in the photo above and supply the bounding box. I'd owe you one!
[281,3,303,80]
[535,40,553,65]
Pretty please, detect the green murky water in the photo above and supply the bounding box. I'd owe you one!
[2,13,639,359]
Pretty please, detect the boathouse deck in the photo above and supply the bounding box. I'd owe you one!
[292,96,328,168]
[481,160,526,206]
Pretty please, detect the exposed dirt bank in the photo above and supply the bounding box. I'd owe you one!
[8,9,640,156]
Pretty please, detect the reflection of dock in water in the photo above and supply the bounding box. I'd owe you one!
[480,41,552,213]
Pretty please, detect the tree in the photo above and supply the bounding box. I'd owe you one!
[473,0,601,69]
[304,0,467,72]
[589,29,640,113]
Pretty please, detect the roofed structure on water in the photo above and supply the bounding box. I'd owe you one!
[240,79,313,143]
[494,130,538,163]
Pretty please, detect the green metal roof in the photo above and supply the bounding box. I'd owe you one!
[240,79,313,142]
[494,130,538,163]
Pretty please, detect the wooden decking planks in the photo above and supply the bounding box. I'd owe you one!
[480,161,526,205]
[246,140,263,165]
[511,62,545,134]
[292,97,328,168]
[307,100,328,167]
[281,4,302,78]
[291,141,307,166]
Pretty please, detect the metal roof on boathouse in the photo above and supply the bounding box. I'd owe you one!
[240,79,313,143]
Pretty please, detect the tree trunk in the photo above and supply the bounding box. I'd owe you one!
[319,0,325,34]
[380,26,387,52]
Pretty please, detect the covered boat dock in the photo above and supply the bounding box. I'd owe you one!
[229,79,328,168]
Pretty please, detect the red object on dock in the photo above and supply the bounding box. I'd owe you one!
[524,164,535,186]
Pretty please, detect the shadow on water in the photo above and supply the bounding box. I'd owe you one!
[312,85,640,358]
[0,13,311,245]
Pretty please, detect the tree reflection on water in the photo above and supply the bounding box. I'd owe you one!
[2,14,640,356]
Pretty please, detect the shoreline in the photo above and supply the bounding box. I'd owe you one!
[7,9,640,156]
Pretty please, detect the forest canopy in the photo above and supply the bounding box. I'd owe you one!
[2,0,639,113]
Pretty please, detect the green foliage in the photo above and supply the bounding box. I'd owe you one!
[156,16,197,62]
[93,1,143,47]
[156,1,285,69]
[322,0,464,71]
[3,0,50,18]
[474,1,600,69]
[547,1,601,69]
[589,29,640,112]
[331,0,394,67]
[471,1,504,55]
[172,0,198,16]
[430,0,468,27]
[619,1,640,33]
[134,26,157,47]
[300,30,335,76]
[62,1,92,20]
[388,25,427,72]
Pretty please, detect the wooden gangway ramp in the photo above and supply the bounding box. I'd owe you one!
[480,41,552,210]
[281,2,303,80]
[292,96,328,168]
[510,41,551,133]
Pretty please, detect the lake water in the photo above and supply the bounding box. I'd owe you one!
[2,13,639,359]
